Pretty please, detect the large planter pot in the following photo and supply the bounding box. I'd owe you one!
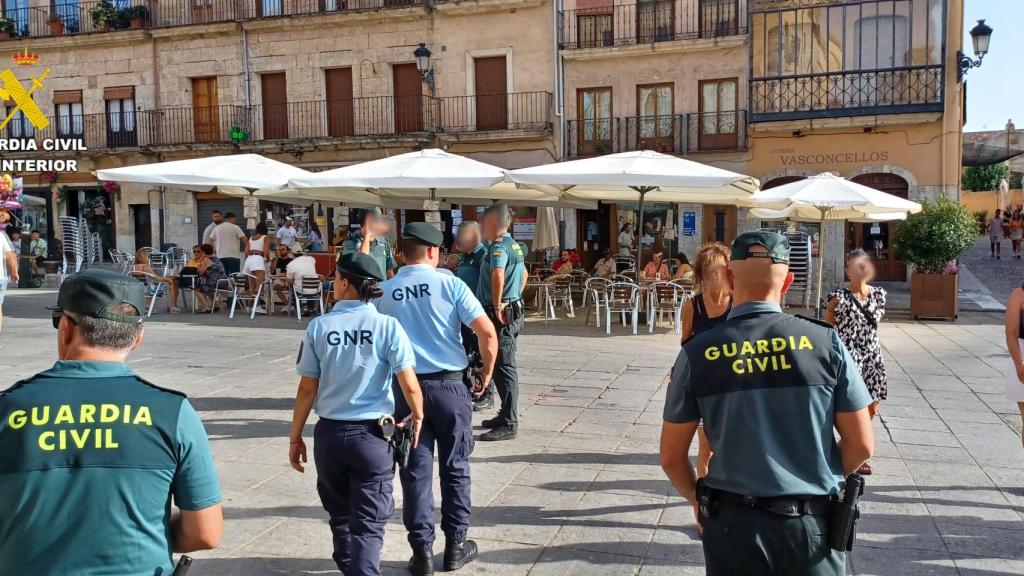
[49,21,64,34]
[0,32,10,40]
[130,17,143,28]
[910,272,958,320]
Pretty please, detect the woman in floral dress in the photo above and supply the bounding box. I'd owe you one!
[826,249,886,475]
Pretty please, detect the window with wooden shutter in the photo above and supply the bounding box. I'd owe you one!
[54,90,83,138]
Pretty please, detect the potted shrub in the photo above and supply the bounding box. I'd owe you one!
[973,210,988,235]
[90,1,116,31]
[894,196,978,320]
[47,14,65,35]
[126,5,148,28]
[0,17,14,40]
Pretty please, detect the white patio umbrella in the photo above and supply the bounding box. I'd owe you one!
[287,148,565,206]
[745,172,922,316]
[507,150,759,253]
[95,154,312,191]
[532,206,560,253]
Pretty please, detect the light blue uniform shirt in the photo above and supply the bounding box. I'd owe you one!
[297,300,416,420]
[376,264,486,374]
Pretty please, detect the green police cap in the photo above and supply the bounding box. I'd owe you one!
[336,251,385,282]
[731,231,791,264]
[50,269,147,323]
[403,222,444,247]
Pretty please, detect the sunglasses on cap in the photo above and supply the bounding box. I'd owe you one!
[51,310,78,330]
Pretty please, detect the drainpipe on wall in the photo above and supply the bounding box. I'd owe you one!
[242,26,253,109]
[554,0,566,249]
[159,187,166,249]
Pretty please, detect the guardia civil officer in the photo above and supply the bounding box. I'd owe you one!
[659,231,875,576]
[477,203,527,442]
[343,207,398,278]
[290,252,425,576]
[454,221,493,412]
[0,269,223,575]
[376,222,498,574]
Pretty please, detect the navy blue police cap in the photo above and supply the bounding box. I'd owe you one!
[403,222,444,247]
[336,251,385,282]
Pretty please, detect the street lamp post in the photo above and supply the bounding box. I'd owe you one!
[414,42,436,98]
[958,19,993,83]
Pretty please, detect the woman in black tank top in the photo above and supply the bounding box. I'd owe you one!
[678,243,733,479]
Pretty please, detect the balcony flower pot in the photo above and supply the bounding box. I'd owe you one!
[0,32,9,40]
[48,16,65,35]
[0,17,14,39]
[894,196,977,321]
[910,272,958,320]
[125,5,148,29]
[90,1,116,31]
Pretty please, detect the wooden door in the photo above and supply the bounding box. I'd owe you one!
[191,77,219,143]
[131,204,152,252]
[474,56,507,130]
[261,72,288,140]
[636,83,674,152]
[325,68,354,137]
[393,63,423,133]
[851,173,909,281]
[702,204,737,244]
[576,87,612,156]
[698,78,738,151]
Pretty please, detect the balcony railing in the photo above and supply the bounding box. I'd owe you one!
[570,111,746,157]
[566,118,621,157]
[436,92,552,133]
[749,66,945,122]
[2,93,552,151]
[0,0,425,39]
[559,0,747,50]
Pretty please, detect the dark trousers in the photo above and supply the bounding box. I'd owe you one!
[492,311,524,429]
[221,257,240,275]
[314,419,395,576]
[394,376,475,552]
[702,503,845,576]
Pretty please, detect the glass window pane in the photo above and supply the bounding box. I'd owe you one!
[719,81,736,111]
[108,100,121,131]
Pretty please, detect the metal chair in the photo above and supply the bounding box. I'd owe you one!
[549,274,575,318]
[584,276,609,327]
[614,256,635,273]
[569,269,590,303]
[148,250,171,277]
[648,281,685,334]
[603,282,640,335]
[169,246,189,271]
[671,277,695,297]
[619,269,638,283]
[130,271,169,317]
[223,273,264,320]
[292,276,325,321]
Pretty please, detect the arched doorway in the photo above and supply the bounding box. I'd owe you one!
[850,173,909,281]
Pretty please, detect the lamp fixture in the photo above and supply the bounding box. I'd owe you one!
[958,19,993,83]
[413,42,436,97]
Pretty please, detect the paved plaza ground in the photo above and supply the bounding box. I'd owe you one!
[1,287,1022,575]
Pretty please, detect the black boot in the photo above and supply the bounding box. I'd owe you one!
[480,416,505,429]
[408,551,434,575]
[480,426,517,442]
[443,539,478,571]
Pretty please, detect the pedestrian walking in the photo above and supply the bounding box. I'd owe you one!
[660,231,874,576]
[289,252,425,576]
[988,209,1005,259]
[678,242,733,479]
[826,249,887,475]
[0,269,223,574]
[1003,284,1024,448]
[477,203,527,442]
[1010,213,1024,258]
[0,228,18,332]
[376,222,498,574]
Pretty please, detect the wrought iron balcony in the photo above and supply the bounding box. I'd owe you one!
[569,111,747,157]
[0,93,553,152]
[559,0,747,50]
[435,92,552,133]
[749,66,945,122]
[0,0,149,40]
[622,111,747,153]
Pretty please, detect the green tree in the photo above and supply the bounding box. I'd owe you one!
[894,196,978,274]
[961,163,1009,191]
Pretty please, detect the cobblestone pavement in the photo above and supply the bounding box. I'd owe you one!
[1,289,1022,575]
[961,235,1024,304]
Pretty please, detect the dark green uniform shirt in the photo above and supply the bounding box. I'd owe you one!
[664,302,872,497]
[342,232,397,277]
[0,361,222,575]
[477,233,525,307]
[456,243,486,291]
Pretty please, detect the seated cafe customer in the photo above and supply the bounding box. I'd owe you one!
[194,244,227,313]
[641,250,670,280]
[274,247,320,314]
[594,248,616,277]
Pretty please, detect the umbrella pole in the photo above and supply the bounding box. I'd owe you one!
[636,187,647,263]
[815,207,827,319]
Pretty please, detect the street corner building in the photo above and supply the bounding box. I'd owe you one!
[0,0,965,292]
